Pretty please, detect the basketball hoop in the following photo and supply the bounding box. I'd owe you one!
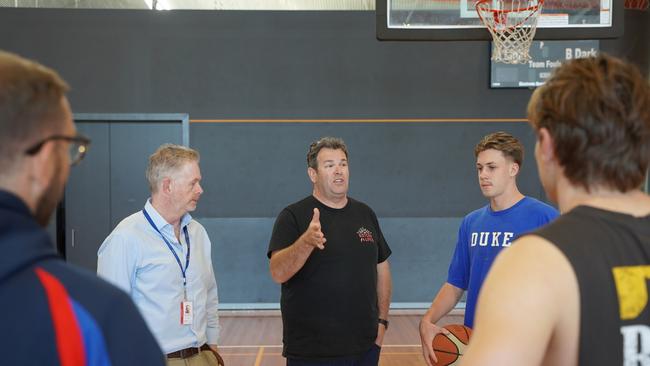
[476,0,545,64]
[625,0,649,10]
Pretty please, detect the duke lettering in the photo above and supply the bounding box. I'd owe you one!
[470,232,514,247]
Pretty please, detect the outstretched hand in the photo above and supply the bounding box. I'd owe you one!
[303,208,326,250]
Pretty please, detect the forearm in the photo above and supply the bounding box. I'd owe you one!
[269,235,315,283]
[423,282,464,324]
[376,261,392,319]
[374,261,392,345]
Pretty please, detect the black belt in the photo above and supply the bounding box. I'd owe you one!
[167,344,211,359]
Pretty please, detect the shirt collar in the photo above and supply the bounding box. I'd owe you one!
[144,199,192,231]
[0,190,32,219]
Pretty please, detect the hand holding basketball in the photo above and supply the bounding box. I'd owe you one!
[302,208,326,250]
[419,320,450,365]
[430,324,472,366]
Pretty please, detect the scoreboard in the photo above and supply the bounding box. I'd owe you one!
[490,40,600,88]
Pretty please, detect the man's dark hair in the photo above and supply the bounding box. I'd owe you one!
[0,50,69,173]
[528,54,650,192]
[474,131,524,167]
[307,137,349,169]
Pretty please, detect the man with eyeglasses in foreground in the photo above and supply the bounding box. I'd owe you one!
[0,50,164,365]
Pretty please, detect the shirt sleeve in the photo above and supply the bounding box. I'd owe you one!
[97,233,137,295]
[544,205,561,223]
[447,219,470,290]
[267,208,301,259]
[371,209,392,263]
[203,229,221,344]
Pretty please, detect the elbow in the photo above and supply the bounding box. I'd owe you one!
[270,270,283,284]
[269,263,287,284]
[271,274,285,284]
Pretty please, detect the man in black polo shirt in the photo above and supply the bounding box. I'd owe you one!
[268,137,392,366]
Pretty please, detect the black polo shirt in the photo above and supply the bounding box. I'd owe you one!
[268,195,392,360]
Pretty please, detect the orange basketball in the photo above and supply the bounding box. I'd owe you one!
[431,324,472,366]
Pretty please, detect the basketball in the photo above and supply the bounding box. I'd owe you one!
[431,324,472,366]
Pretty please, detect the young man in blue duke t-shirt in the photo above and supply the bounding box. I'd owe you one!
[418,131,558,366]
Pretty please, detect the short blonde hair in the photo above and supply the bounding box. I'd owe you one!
[146,144,200,193]
[0,50,69,173]
[474,131,524,167]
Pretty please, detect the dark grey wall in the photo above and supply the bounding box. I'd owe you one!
[1,8,647,305]
[644,12,650,76]
[1,9,533,118]
[607,9,650,77]
[1,9,647,119]
[192,121,542,304]
[1,9,647,118]
[191,122,544,218]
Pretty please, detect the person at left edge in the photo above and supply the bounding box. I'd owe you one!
[98,144,224,366]
[0,50,164,366]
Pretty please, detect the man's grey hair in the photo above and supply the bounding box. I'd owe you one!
[146,144,200,193]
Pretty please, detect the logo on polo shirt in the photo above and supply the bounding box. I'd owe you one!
[357,227,375,243]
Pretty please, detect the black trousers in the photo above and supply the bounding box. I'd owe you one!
[286,344,381,366]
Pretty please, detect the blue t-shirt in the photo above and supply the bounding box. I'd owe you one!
[447,196,559,328]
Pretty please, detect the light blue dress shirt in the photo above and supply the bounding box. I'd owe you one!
[97,199,220,354]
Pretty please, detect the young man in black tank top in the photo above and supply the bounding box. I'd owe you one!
[461,54,650,366]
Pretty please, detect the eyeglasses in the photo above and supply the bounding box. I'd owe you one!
[24,134,91,166]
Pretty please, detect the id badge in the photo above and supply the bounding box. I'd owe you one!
[181,301,193,325]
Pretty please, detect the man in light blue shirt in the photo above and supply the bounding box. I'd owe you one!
[98,144,223,366]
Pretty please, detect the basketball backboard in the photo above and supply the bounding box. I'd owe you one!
[377,0,623,40]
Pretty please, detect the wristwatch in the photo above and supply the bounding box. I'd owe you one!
[378,318,389,329]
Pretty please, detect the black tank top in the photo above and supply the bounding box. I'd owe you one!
[535,205,650,366]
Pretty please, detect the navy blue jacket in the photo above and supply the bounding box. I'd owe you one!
[0,190,165,365]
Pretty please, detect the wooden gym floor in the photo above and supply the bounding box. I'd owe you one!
[218,310,464,366]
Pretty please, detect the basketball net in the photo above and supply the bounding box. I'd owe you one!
[476,0,545,64]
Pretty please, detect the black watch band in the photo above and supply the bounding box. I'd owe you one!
[378,318,389,329]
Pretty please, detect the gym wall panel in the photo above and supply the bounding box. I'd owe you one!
[202,217,462,304]
[190,120,547,304]
[190,121,545,219]
[64,116,186,272]
[1,8,647,306]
